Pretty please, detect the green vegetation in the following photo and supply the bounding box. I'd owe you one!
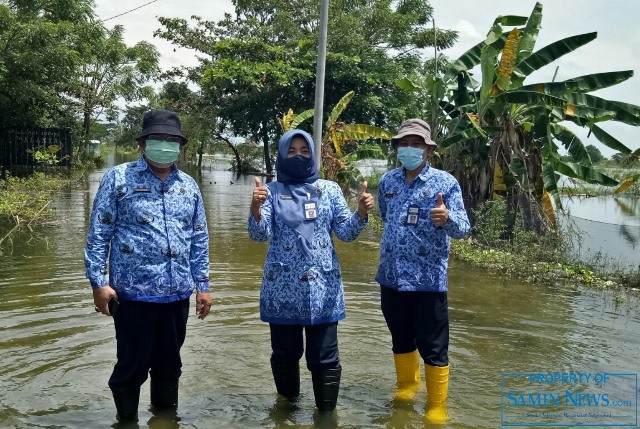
[398,2,640,237]
[450,198,640,290]
[0,173,67,245]
[155,0,456,175]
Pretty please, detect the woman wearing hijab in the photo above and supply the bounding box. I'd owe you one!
[248,129,374,412]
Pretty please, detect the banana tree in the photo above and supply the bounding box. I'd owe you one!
[278,91,392,195]
[402,2,640,234]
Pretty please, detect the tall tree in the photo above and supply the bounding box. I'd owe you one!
[65,24,160,157]
[0,0,94,127]
[155,0,456,175]
[584,145,604,164]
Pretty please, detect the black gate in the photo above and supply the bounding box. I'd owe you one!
[0,127,73,169]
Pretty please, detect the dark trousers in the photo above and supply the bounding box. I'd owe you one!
[269,322,340,372]
[380,286,449,366]
[108,298,190,392]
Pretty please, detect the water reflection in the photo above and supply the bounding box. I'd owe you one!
[561,196,640,271]
[0,154,638,428]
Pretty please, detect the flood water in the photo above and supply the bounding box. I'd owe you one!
[0,152,639,428]
[561,196,640,272]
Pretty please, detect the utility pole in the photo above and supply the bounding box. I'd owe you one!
[313,0,329,168]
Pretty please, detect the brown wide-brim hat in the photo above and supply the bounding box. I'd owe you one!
[136,109,188,144]
[390,118,436,147]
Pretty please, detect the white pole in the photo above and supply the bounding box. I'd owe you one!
[313,0,329,168]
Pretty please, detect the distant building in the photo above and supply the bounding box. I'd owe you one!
[89,140,102,154]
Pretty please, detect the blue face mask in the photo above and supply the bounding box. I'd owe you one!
[397,146,425,170]
[145,140,181,164]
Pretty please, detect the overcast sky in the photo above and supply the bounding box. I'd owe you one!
[93,0,640,157]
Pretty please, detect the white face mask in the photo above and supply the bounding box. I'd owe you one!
[397,146,425,170]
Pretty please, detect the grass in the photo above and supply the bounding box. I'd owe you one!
[0,171,80,247]
[451,198,640,291]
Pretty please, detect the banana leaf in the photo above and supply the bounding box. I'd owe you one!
[510,157,532,190]
[615,175,639,194]
[565,93,640,126]
[343,124,393,141]
[343,145,387,161]
[326,91,354,129]
[590,125,633,154]
[520,71,634,94]
[551,124,590,165]
[291,109,314,129]
[495,90,566,107]
[563,105,616,121]
[610,100,640,117]
[516,2,543,63]
[563,70,634,92]
[553,159,618,186]
[439,126,502,148]
[542,161,562,207]
[444,34,507,81]
[513,32,597,79]
[396,78,422,93]
[492,15,528,27]
[480,46,498,103]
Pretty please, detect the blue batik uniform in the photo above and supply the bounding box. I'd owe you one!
[84,156,210,301]
[376,164,470,292]
[248,179,366,325]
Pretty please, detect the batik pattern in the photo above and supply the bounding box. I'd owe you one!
[375,165,470,292]
[84,156,210,303]
[248,179,367,325]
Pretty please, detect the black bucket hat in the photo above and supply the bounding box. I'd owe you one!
[136,109,187,144]
[390,118,436,147]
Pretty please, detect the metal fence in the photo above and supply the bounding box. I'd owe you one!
[0,127,72,170]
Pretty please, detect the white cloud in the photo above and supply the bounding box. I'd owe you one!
[94,0,640,157]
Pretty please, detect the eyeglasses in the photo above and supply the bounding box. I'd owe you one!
[147,134,184,144]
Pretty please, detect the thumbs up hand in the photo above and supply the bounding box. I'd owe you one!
[430,193,449,226]
[357,181,374,219]
[251,176,268,221]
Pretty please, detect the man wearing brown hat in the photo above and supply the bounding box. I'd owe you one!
[375,118,470,423]
[84,109,212,422]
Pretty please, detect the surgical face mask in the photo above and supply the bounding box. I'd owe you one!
[397,146,425,170]
[144,140,181,165]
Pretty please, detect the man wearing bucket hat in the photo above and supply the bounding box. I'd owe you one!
[375,118,470,423]
[84,109,212,422]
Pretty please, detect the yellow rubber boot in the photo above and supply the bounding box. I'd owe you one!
[393,350,421,401]
[424,364,449,424]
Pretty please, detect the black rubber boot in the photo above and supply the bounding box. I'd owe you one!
[271,360,300,401]
[311,367,341,412]
[150,378,179,410]
[112,388,140,422]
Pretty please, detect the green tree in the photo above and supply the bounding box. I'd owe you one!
[584,144,604,164]
[66,24,160,158]
[157,82,222,168]
[112,104,151,149]
[155,0,456,175]
[0,0,94,127]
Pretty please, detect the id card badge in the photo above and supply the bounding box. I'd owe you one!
[304,202,318,220]
[406,205,420,225]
